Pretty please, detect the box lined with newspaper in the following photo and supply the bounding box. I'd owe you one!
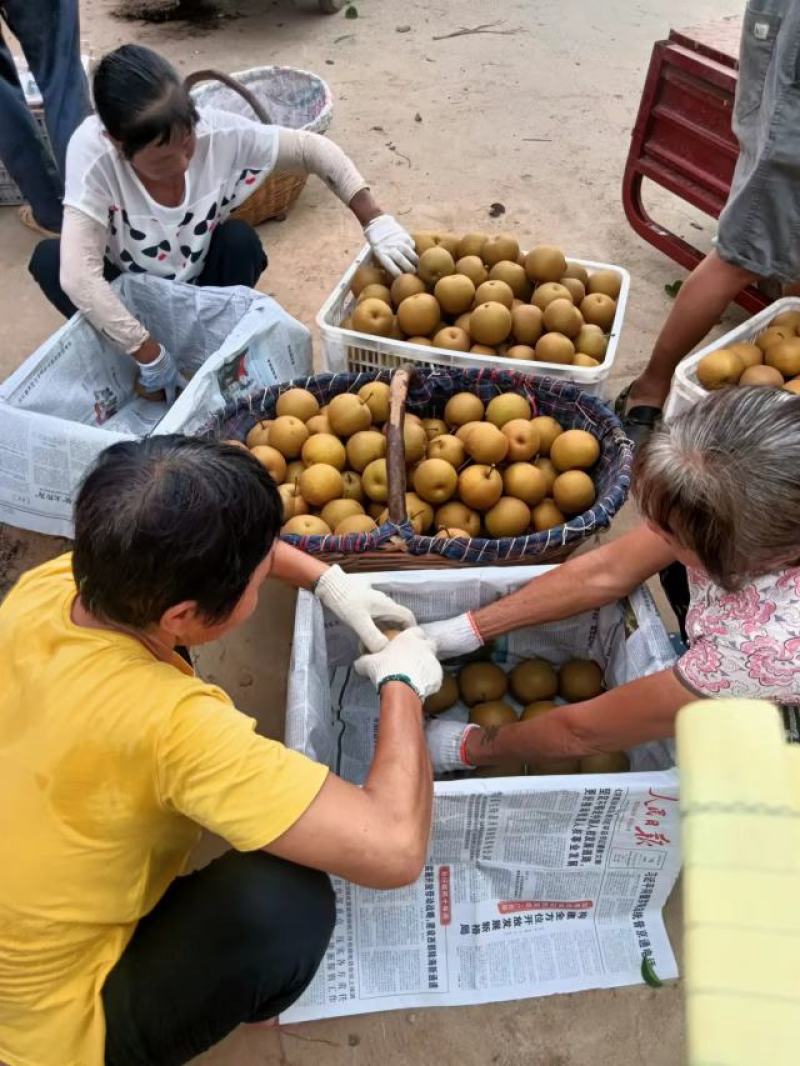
[283,565,681,1021]
[0,274,312,537]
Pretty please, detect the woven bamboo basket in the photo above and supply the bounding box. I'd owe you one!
[186,65,333,225]
[201,367,632,572]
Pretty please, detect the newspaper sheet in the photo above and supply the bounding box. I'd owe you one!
[0,275,312,536]
[284,567,680,1021]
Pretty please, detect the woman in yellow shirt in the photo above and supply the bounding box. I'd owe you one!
[0,436,441,1066]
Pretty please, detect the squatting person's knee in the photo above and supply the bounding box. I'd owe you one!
[28,238,60,285]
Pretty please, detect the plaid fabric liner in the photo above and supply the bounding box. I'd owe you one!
[198,367,632,564]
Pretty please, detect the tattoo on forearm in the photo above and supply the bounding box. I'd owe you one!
[478,725,501,747]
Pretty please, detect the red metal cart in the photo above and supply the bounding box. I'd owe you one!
[622,17,767,313]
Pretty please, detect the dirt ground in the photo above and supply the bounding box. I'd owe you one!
[0,0,745,1062]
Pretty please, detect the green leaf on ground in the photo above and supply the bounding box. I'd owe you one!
[345,4,359,17]
[664,280,683,299]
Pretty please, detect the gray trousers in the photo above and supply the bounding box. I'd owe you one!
[717,0,800,281]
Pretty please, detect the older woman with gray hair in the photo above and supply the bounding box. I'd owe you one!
[424,386,800,773]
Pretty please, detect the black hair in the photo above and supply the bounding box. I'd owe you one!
[72,435,282,628]
[93,44,199,159]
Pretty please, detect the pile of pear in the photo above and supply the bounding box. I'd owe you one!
[423,653,628,777]
[226,384,603,540]
[696,308,800,393]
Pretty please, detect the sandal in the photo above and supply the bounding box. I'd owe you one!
[615,382,662,449]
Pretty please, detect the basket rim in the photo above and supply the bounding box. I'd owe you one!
[190,64,333,120]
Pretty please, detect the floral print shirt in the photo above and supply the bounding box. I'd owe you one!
[676,566,800,703]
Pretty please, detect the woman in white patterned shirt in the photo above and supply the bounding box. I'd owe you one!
[28,44,416,399]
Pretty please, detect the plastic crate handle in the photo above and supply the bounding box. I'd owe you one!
[184,68,273,125]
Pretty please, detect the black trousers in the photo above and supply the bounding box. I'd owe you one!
[28,218,268,320]
[102,851,335,1066]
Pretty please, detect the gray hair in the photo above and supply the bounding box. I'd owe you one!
[633,386,800,590]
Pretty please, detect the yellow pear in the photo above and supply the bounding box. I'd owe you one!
[268,415,309,459]
[250,445,286,483]
[457,465,503,511]
[444,392,485,426]
[245,419,273,449]
[485,393,532,427]
[550,430,600,472]
[328,392,372,437]
[282,515,332,537]
[529,415,563,455]
[334,514,378,536]
[301,433,347,470]
[358,381,391,423]
[362,457,389,502]
[484,496,531,538]
[503,462,548,506]
[276,387,319,422]
[427,433,466,467]
[320,498,365,530]
[298,464,344,507]
[413,458,458,504]
[346,430,387,472]
[465,423,509,464]
[435,501,481,538]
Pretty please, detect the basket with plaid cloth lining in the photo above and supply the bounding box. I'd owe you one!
[200,366,632,571]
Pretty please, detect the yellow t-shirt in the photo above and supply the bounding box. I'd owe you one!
[0,554,328,1066]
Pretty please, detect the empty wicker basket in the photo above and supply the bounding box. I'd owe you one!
[186,65,333,224]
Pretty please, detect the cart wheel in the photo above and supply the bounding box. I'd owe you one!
[319,0,345,11]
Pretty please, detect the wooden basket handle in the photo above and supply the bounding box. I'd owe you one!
[386,367,412,525]
[184,68,273,125]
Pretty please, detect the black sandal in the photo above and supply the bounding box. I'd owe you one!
[615,382,662,449]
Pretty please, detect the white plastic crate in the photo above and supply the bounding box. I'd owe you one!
[664,296,800,419]
[317,245,630,399]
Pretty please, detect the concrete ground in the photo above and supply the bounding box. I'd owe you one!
[0,0,744,1062]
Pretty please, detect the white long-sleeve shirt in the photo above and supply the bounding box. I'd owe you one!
[60,108,367,353]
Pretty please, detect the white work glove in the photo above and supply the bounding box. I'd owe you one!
[421,613,484,661]
[315,564,417,653]
[425,719,478,773]
[355,626,443,701]
[363,214,418,277]
[136,345,186,404]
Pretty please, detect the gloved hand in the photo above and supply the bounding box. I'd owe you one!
[425,718,478,772]
[315,565,417,653]
[421,613,484,661]
[364,214,418,277]
[355,626,443,701]
[136,345,186,405]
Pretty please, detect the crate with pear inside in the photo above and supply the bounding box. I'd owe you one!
[318,233,630,397]
[210,364,630,570]
[665,297,800,417]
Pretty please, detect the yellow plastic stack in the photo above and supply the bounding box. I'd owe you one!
[677,699,800,1065]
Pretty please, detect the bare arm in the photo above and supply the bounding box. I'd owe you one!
[266,683,432,887]
[269,539,328,590]
[473,525,676,641]
[466,669,694,766]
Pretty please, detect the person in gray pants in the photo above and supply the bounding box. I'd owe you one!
[619,0,800,443]
[0,0,91,234]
